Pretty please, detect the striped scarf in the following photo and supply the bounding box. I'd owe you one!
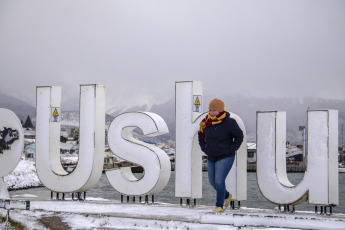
[199,111,226,141]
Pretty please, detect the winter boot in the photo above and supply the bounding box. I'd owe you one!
[212,207,224,212]
[224,193,232,208]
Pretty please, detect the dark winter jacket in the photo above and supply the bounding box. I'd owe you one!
[198,112,244,162]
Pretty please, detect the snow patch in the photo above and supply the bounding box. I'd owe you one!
[3,160,42,190]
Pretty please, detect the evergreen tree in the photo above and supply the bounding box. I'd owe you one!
[23,115,34,128]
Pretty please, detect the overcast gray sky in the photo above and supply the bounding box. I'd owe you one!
[0,0,344,112]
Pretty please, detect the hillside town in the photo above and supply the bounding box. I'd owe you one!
[20,114,345,174]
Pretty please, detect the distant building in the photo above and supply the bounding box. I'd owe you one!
[60,129,68,138]
[60,153,78,172]
[155,143,175,161]
[247,143,257,163]
[60,142,76,154]
[24,144,35,161]
[339,147,345,162]
[246,143,303,163]
[104,150,117,170]
[24,129,35,140]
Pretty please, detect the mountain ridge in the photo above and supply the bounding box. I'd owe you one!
[1,93,344,145]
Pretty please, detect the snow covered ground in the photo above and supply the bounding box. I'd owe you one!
[0,198,238,230]
[1,160,238,229]
[3,159,42,190]
[2,160,345,229]
[2,197,345,230]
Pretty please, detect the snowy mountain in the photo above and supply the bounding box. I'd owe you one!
[109,98,176,144]
[61,111,114,127]
[109,95,345,145]
[0,93,36,123]
[1,93,344,145]
[0,94,114,127]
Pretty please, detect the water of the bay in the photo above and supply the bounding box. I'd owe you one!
[10,172,345,213]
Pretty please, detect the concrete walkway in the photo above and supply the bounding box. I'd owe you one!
[2,196,345,229]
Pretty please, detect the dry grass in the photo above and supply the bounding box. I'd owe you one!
[38,215,70,230]
[0,214,26,230]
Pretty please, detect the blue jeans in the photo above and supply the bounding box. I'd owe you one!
[207,156,235,208]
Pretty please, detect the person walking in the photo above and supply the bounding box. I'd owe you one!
[198,98,244,212]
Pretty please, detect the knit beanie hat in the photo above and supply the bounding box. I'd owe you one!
[208,98,225,112]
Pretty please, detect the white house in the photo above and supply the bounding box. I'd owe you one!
[23,144,35,161]
[247,142,257,163]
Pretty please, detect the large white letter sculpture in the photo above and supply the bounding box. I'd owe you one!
[257,110,338,206]
[0,109,24,199]
[175,81,247,201]
[106,112,171,195]
[36,85,105,192]
[226,113,247,202]
[175,81,205,199]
